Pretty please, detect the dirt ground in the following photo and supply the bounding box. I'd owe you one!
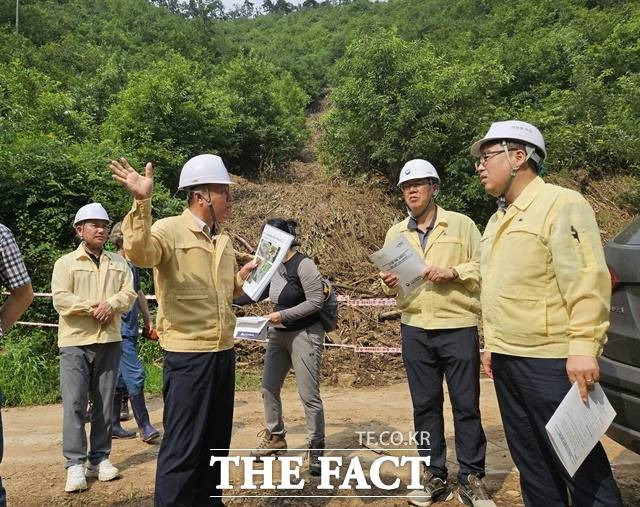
[2,377,639,506]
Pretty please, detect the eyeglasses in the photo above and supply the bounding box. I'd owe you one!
[401,179,434,192]
[474,147,520,169]
[83,221,110,231]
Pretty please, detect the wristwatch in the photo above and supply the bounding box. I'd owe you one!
[450,268,459,281]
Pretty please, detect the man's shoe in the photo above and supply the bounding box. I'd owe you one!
[308,439,324,476]
[406,471,453,507]
[64,464,88,492]
[250,429,287,459]
[86,459,120,482]
[458,474,496,507]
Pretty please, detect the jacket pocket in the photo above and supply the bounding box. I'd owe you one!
[105,263,127,296]
[496,289,547,341]
[168,291,217,337]
[173,240,215,289]
[430,237,463,266]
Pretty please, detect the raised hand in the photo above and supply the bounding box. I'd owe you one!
[110,157,153,200]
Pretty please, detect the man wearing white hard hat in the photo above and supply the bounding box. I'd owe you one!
[473,120,622,506]
[51,203,136,493]
[109,155,256,506]
[379,160,493,507]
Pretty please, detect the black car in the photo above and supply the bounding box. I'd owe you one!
[600,216,640,454]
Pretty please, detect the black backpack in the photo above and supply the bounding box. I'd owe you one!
[282,254,339,332]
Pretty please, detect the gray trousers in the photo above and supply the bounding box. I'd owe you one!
[261,322,325,442]
[59,342,120,468]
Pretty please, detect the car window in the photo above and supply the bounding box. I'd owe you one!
[613,217,640,245]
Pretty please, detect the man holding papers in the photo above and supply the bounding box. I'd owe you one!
[110,154,256,507]
[473,120,622,506]
[379,159,492,507]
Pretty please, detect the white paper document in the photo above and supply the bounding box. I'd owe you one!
[233,316,269,341]
[369,235,427,295]
[545,382,616,477]
[242,224,294,301]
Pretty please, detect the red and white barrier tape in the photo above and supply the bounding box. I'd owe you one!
[7,292,400,354]
[237,338,401,354]
[5,292,396,307]
[353,346,402,354]
[336,296,396,307]
[10,321,400,354]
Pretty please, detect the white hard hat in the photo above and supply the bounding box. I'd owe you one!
[470,120,546,164]
[397,159,440,187]
[74,203,110,226]
[178,154,234,190]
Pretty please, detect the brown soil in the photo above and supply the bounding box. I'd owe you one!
[3,381,639,506]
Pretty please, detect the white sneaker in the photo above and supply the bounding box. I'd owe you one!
[65,464,88,492]
[86,459,120,481]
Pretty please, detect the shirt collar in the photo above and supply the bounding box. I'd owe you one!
[187,209,215,239]
[511,176,546,211]
[74,243,106,261]
[406,206,445,231]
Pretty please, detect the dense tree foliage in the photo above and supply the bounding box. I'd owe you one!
[0,1,638,394]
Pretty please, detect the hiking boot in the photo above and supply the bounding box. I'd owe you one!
[120,394,131,421]
[250,429,287,459]
[64,464,87,493]
[130,392,160,443]
[458,474,496,507]
[86,459,119,482]
[112,393,136,439]
[407,471,453,507]
[308,439,324,476]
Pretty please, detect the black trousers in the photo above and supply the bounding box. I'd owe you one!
[492,354,622,507]
[154,348,235,507]
[401,324,486,481]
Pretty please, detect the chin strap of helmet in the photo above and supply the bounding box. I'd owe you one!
[497,141,538,210]
[192,188,218,237]
[205,188,218,237]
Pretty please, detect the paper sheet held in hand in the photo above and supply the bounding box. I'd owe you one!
[545,382,616,477]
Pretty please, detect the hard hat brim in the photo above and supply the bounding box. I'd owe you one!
[178,180,236,190]
[470,136,502,157]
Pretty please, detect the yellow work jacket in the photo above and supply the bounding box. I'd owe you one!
[382,207,481,330]
[480,176,610,358]
[52,244,136,347]
[122,199,244,353]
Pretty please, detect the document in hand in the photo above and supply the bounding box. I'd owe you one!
[545,382,616,477]
[242,224,294,301]
[369,235,427,295]
[234,316,269,341]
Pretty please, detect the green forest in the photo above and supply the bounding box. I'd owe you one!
[1,0,639,405]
